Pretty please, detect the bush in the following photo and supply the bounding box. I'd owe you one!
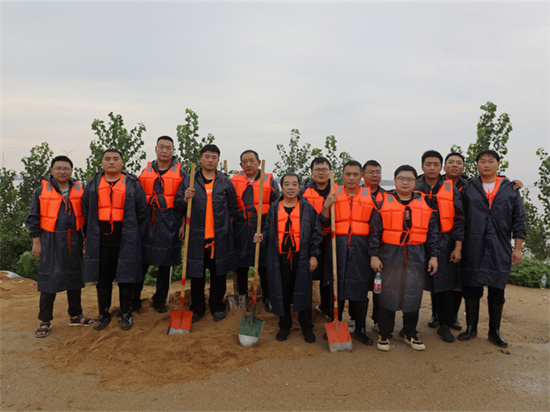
[14,251,39,281]
[508,258,550,288]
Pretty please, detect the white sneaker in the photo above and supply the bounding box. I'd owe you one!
[404,335,426,351]
[377,336,390,351]
[348,320,356,334]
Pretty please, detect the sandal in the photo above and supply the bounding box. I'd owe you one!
[69,314,96,326]
[35,322,51,338]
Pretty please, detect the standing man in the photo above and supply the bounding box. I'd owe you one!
[370,165,439,352]
[459,150,526,348]
[26,155,95,337]
[255,173,323,343]
[321,160,376,345]
[135,136,186,313]
[299,157,333,320]
[176,144,238,322]
[82,149,148,331]
[415,150,464,342]
[231,150,279,312]
[362,160,386,208]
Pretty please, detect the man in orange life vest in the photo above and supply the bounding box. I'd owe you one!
[81,149,149,331]
[231,150,279,312]
[321,160,377,345]
[134,136,186,314]
[176,144,238,322]
[255,173,323,342]
[415,150,464,343]
[459,150,526,348]
[370,165,439,352]
[298,157,333,320]
[26,155,96,338]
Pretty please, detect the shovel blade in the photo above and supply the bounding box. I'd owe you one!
[325,320,353,352]
[238,310,264,347]
[167,308,193,334]
[227,295,238,311]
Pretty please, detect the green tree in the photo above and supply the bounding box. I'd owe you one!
[176,108,215,174]
[451,102,513,177]
[0,168,31,270]
[274,129,322,182]
[75,112,146,183]
[18,142,54,208]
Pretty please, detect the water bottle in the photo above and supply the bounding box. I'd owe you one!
[541,274,547,289]
[373,272,382,294]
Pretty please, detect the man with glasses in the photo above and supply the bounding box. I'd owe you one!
[370,165,439,351]
[134,136,186,314]
[299,157,333,320]
[26,155,96,338]
[231,150,279,312]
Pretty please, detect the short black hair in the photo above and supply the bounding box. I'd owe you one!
[200,144,220,156]
[280,172,301,187]
[157,136,174,145]
[102,148,123,159]
[394,164,418,179]
[50,155,73,169]
[343,160,362,172]
[240,150,259,161]
[476,149,500,162]
[444,152,465,164]
[362,160,381,171]
[421,150,443,165]
[310,157,332,171]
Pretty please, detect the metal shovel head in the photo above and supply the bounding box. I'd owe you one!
[325,320,353,352]
[167,308,193,335]
[238,309,264,347]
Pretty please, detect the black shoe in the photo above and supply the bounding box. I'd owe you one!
[93,314,111,331]
[437,325,456,343]
[213,311,226,322]
[303,329,316,343]
[451,318,463,330]
[153,302,168,314]
[263,298,273,313]
[488,330,508,348]
[276,329,290,341]
[458,326,477,341]
[354,329,374,346]
[428,313,439,328]
[192,313,204,323]
[120,313,133,331]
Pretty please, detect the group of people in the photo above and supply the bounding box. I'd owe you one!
[26,136,526,353]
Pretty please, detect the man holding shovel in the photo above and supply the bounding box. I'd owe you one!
[231,150,279,312]
[175,144,238,322]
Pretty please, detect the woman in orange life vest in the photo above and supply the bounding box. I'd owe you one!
[81,149,149,331]
[26,155,95,338]
[459,150,526,349]
[254,173,323,343]
[415,150,465,343]
[370,165,439,352]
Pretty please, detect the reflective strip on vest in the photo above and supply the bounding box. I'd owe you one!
[98,175,127,222]
[39,180,84,232]
[380,193,433,245]
[277,201,301,253]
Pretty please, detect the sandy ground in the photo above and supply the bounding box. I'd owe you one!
[1,271,549,411]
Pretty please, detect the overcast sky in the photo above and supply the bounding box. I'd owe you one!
[2,1,548,185]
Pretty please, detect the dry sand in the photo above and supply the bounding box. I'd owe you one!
[1,272,548,411]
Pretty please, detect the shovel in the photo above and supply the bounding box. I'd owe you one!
[168,163,195,335]
[238,160,266,347]
[225,159,241,311]
[325,171,353,352]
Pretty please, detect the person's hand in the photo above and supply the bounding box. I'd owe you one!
[511,249,523,266]
[371,256,383,272]
[512,179,523,190]
[178,223,185,241]
[450,247,462,263]
[428,256,438,275]
[323,193,337,209]
[184,188,195,202]
[309,257,318,272]
[253,233,264,243]
[32,238,41,259]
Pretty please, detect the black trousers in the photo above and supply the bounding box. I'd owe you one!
[279,263,313,331]
[378,307,419,340]
[190,247,227,316]
[435,290,456,327]
[38,289,82,322]
[134,264,171,306]
[97,246,133,314]
[236,265,268,297]
[462,285,505,304]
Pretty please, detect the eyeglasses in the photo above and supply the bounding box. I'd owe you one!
[53,167,72,172]
[395,177,416,183]
[312,168,330,174]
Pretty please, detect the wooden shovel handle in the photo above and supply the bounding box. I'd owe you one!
[251,160,266,306]
[330,171,339,312]
[181,163,196,294]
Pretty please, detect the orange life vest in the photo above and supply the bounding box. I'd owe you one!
[301,186,332,233]
[277,201,301,254]
[231,171,273,216]
[435,180,455,233]
[139,162,182,209]
[334,186,375,236]
[204,179,215,240]
[484,176,504,210]
[39,180,84,232]
[379,193,433,245]
[98,175,127,222]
